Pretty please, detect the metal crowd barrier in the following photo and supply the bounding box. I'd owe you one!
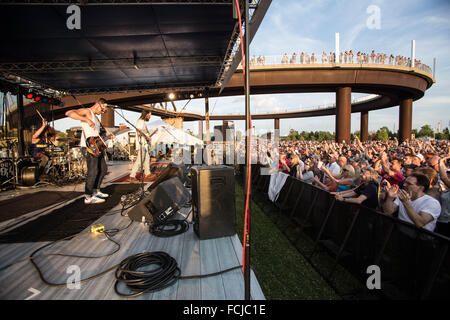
[245,164,450,300]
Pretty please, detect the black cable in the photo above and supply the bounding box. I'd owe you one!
[149,219,190,238]
[148,207,192,238]
[114,251,243,298]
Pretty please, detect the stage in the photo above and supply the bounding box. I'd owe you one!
[0,161,265,300]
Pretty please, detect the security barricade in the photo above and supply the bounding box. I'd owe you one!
[247,164,450,300]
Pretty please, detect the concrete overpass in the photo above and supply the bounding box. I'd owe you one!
[18,62,434,142]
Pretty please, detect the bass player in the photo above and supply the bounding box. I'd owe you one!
[65,98,111,204]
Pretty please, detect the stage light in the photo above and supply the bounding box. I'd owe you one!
[26,92,34,99]
[34,95,41,102]
[189,93,195,99]
[168,92,175,100]
[198,92,203,98]
[42,97,48,103]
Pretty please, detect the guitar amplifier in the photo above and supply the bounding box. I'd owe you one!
[190,165,236,240]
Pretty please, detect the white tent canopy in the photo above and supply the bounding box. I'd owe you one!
[107,119,203,148]
[147,119,203,146]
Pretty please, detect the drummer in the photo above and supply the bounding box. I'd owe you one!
[30,119,58,173]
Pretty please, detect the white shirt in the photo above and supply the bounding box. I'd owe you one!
[394,194,442,232]
[135,119,149,150]
[80,109,100,147]
[323,161,341,182]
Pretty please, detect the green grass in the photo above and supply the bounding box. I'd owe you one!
[235,180,341,300]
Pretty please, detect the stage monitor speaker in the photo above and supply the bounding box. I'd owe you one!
[147,162,187,192]
[128,176,190,224]
[191,165,236,240]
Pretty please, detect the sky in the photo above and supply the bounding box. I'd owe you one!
[47,0,450,136]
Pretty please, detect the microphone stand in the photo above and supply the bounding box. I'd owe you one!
[107,105,150,197]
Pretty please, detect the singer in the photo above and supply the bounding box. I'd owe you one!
[65,98,110,204]
[130,110,158,182]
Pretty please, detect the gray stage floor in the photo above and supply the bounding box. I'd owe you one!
[0,161,265,300]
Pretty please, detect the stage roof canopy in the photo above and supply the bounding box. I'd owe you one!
[0,0,256,96]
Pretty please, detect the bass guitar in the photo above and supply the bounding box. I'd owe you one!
[86,136,106,157]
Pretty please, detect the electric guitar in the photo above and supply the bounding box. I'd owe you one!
[86,136,107,157]
[138,128,158,144]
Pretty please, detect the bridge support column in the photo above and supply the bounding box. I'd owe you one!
[274,118,280,132]
[101,108,115,128]
[360,111,369,142]
[335,87,351,143]
[399,98,413,143]
[205,97,211,164]
[198,120,203,140]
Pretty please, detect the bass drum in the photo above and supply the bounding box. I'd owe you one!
[20,166,38,186]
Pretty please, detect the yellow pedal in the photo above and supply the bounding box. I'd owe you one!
[90,224,105,234]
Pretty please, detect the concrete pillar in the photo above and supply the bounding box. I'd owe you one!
[360,111,369,142]
[274,118,280,132]
[335,87,352,143]
[198,120,203,140]
[101,108,115,128]
[399,98,413,143]
[222,120,228,164]
[205,97,210,164]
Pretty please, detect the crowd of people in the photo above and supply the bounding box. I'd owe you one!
[250,50,431,73]
[261,137,450,237]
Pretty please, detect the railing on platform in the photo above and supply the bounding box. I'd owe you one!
[244,164,449,300]
[239,54,433,76]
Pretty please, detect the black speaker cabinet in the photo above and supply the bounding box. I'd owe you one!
[128,176,190,224]
[191,165,236,240]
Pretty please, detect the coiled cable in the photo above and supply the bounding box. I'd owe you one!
[114,251,242,298]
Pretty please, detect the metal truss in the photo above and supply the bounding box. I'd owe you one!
[0,55,222,73]
[0,0,236,5]
[61,82,211,95]
[215,0,267,89]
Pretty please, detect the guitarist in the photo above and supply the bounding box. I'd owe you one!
[65,98,110,204]
[130,110,158,182]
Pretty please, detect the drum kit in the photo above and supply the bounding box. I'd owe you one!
[0,137,87,190]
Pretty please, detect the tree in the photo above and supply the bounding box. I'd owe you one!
[435,127,449,140]
[287,129,299,141]
[417,124,435,138]
[375,127,389,141]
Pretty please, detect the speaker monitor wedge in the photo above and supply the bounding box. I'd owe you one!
[191,165,236,240]
[128,176,190,224]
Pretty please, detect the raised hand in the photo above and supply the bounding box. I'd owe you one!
[386,184,399,199]
[397,188,411,203]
